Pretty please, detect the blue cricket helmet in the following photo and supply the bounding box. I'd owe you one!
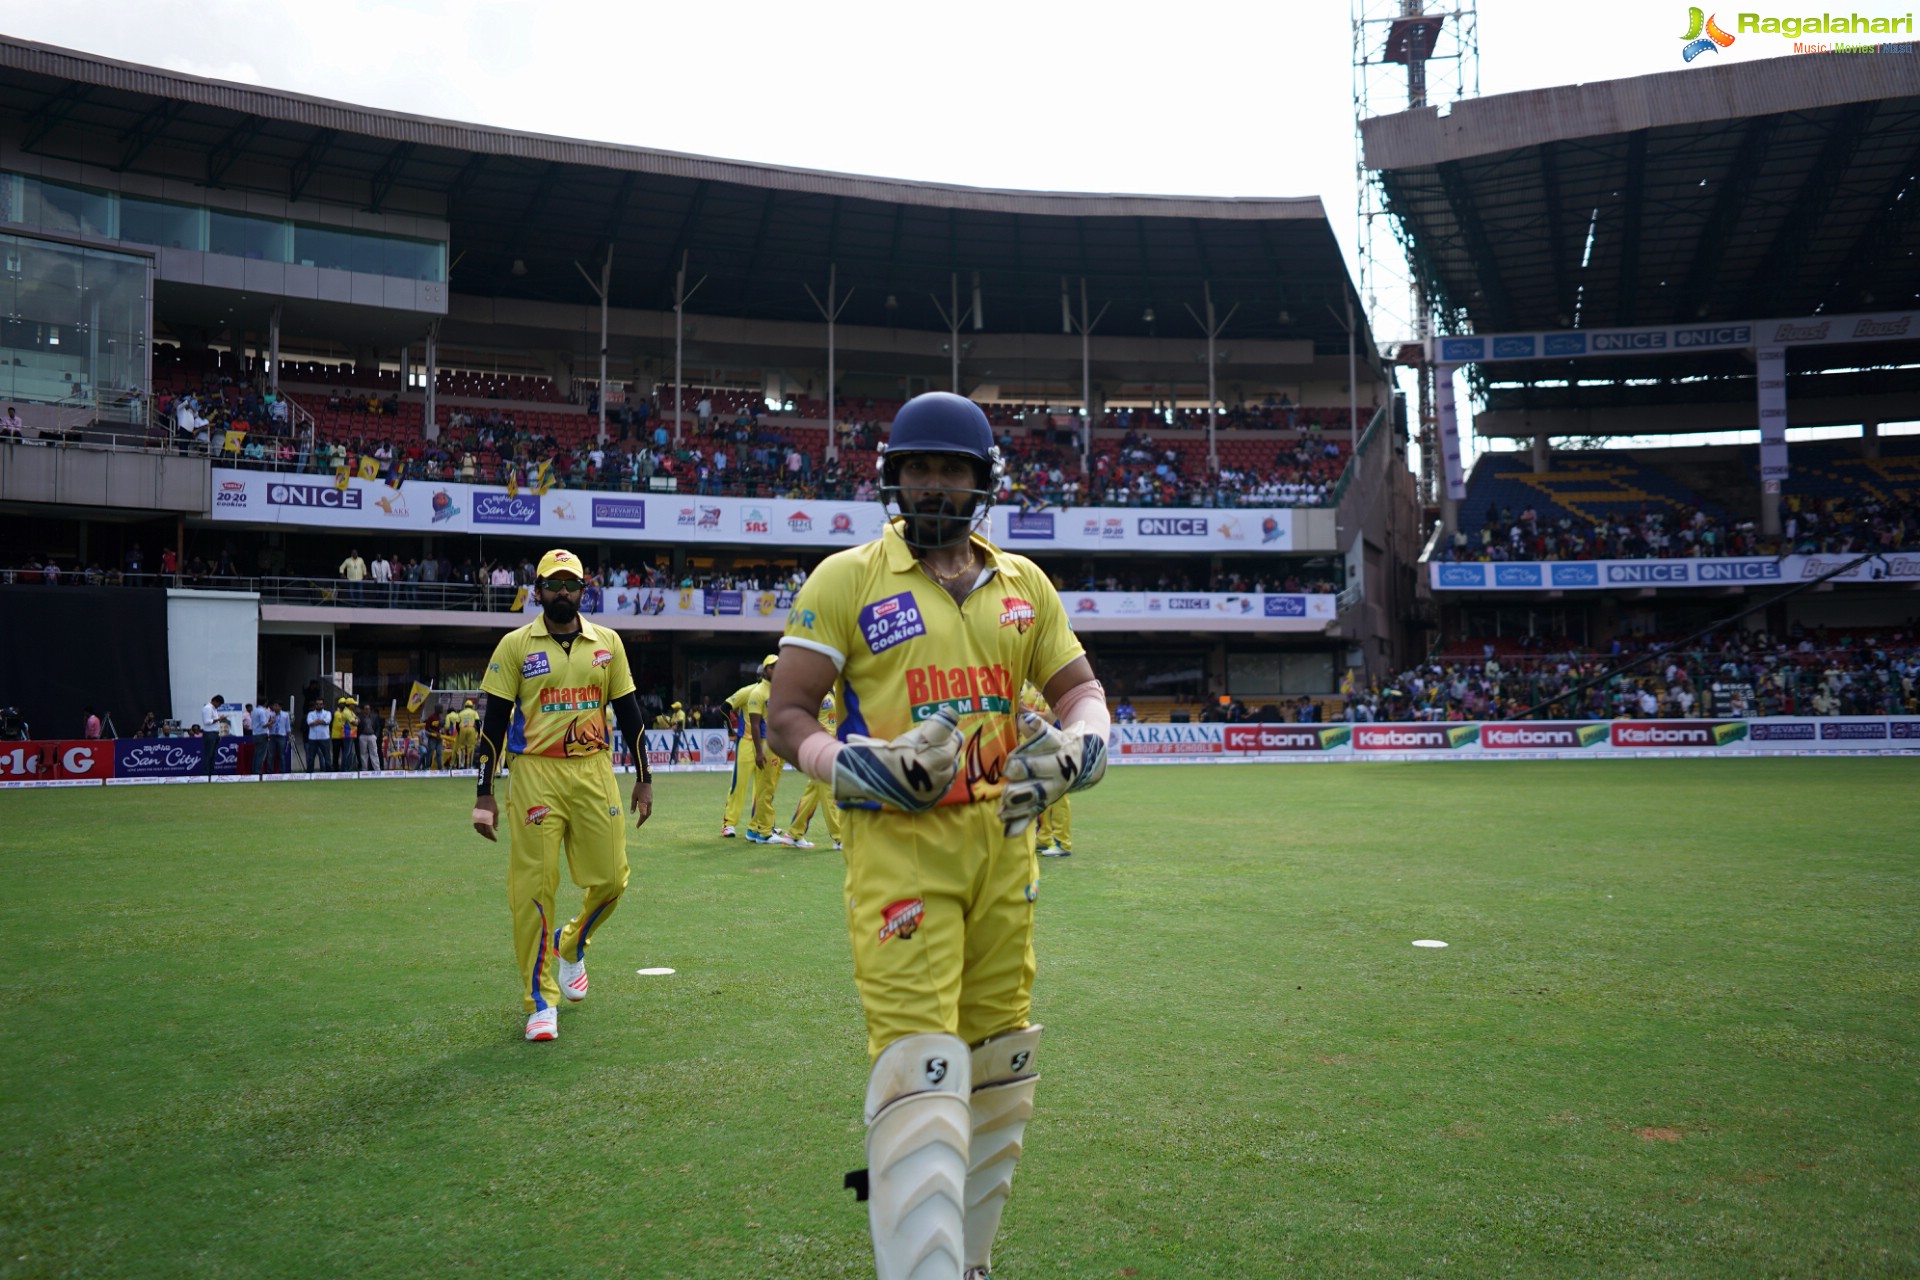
[878,392,1002,485]
[876,392,1004,549]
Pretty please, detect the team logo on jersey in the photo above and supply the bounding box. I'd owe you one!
[522,652,551,677]
[524,805,552,826]
[591,648,613,668]
[998,596,1035,633]
[878,898,924,943]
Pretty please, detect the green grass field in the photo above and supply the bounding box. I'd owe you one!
[3,760,1917,1279]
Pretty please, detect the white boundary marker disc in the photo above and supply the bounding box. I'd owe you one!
[635,967,677,976]
[1411,940,1449,948]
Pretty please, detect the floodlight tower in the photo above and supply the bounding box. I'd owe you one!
[1353,0,1478,512]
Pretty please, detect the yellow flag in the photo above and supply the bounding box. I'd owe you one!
[223,430,246,454]
[533,459,555,496]
[334,464,351,491]
[506,467,519,499]
[511,586,529,612]
[406,681,432,715]
[357,455,380,481]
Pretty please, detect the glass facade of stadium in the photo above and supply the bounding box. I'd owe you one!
[0,228,149,412]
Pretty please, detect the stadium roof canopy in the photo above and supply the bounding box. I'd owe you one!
[0,38,1372,361]
[1363,47,1920,435]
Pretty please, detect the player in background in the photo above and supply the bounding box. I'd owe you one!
[768,393,1111,1280]
[719,665,765,838]
[667,700,689,765]
[1021,683,1073,858]
[470,548,655,1043]
[455,698,480,768]
[772,692,846,850]
[741,653,785,845]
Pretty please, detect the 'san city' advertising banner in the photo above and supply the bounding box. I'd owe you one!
[1430,554,1920,591]
[210,468,1306,553]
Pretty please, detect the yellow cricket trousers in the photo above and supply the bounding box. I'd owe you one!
[843,800,1038,1059]
[788,777,847,843]
[503,752,630,1014]
[1036,794,1072,851]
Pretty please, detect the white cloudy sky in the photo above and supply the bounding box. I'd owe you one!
[6,0,1903,446]
[0,0,1829,276]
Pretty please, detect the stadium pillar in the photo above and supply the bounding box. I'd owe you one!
[268,306,281,394]
[574,246,614,444]
[1072,277,1109,474]
[423,320,440,441]
[1862,419,1880,460]
[1532,433,1549,473]
[1756,345,1787,537]
[672,251,707,446]
[932,273,974,395]
[806,265,851,448]
[1185,282,1235,472]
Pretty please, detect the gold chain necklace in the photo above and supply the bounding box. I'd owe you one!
[924,550,978,585]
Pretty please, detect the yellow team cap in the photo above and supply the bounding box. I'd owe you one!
[672,701,683,709]
[762,652,781,667]
[536,548,583,579]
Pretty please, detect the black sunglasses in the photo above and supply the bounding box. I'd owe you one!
[538,577,585,593]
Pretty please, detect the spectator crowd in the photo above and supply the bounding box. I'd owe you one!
[1338,626,1920,722]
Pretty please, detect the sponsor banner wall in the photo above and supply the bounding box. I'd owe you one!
[1430,554,1920,592]
[991,507,1296,551]
[212,468,1305,553]
[1434,309,1918,365]
[1110,717,1920,760]
[557,588,1336,633]
[0,740,116,780]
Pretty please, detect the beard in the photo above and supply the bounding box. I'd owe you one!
[542,595,580,627]
[905,494,973,549]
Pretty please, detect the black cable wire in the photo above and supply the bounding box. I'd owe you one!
[1506,551,1880,721]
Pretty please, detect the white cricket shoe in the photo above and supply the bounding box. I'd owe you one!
[555,932,588,1003]
[720,824,737,838]
[832,840,843,851]
[525,1007,558,1041]
[768,829,798,847]
[789,835,816,849]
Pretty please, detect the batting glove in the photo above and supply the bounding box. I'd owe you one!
[833,707,965,812]
[997,712,1109,836]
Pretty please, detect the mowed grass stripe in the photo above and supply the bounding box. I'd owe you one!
[1,760,1914,1278]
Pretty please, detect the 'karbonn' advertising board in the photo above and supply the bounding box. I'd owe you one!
[1431,555,1920,591]
[1107,717,1920,761]
[210,467,1300,553]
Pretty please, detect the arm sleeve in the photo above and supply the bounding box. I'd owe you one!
[474,694,516,795]
[610,691,651,783]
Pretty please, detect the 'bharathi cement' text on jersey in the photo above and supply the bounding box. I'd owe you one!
[781,522,1082,807]
[481,617,637,758]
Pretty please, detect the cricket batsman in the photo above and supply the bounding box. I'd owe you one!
[768,392,1111,1279]
[469,548,656,1043]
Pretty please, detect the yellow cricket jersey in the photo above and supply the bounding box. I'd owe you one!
[456,707,479,733]
[781,522,1083,808]
[480,617,637,758]
[725,680,767,741]
[818,693,837,734]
